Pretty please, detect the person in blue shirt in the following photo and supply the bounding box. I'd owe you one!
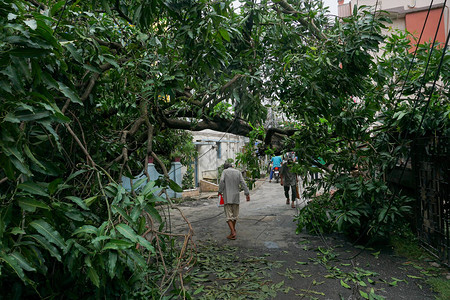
[269,155,283,182]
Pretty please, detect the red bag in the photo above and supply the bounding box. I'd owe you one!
[218,194,224,207]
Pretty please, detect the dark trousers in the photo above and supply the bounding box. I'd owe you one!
[284,185,296,201]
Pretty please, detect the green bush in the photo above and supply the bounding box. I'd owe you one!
[294,194,334,235]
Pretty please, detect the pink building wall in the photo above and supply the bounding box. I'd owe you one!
[405,8,447,46]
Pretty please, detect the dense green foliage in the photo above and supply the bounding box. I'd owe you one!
[1,0,449,297]
[288,11,450,242]
[0,0,229,297]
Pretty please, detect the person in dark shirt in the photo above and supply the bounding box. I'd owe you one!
[280,158,297,208]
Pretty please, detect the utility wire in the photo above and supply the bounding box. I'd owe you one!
[305,1,447,259]
[54,0,69,33]
[342,3,450,260]
[398,0,447,141]
[392,0,435,111]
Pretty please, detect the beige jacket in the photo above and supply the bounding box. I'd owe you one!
[218,168,249,204]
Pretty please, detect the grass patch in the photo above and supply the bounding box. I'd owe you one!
[427,277,450,300]
[390,233,428,260]
[390,227,450,300]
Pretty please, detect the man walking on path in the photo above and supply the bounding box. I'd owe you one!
[218,162,250,240]
[280,158,298,208]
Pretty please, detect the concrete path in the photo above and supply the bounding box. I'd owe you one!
[173,178,301,248]
[170,178,436,299]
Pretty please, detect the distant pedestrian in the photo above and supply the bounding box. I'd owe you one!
[218,162,250,240]
[280,158,298,208]
[269,155,283,182]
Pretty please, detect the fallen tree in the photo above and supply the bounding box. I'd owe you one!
[2,0,448,298]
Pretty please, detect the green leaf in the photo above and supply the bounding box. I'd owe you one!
[91,236,111,245]
[101,0,112,14]
[18,198,51,212]
[144,205,162,223]
[116,223,139,242]
[141,180,156,195]
[49,1,67,17]
[29,219,66,250]
[219,28,230,42]
[10,227,26,235]
[102,239,134,250]
[389,280,398,286]
[340,279,351,289]
[84,195,98,207]
[63,209,84,221]
[359,290,369,299]
[83,64,101,74]
[57,81,82,105]
[193,286,204,295]
[2,145,24,162]
[24,19,37,30]
[48,178,69,195]
[87,267,100,287]
[168,179,183,193]
[4,112,20,123]
[0,252,26,281]
[112,205,133,224]
[12,158,32,176]
[35,17,60,50]
[132,177,147,191]
[29,234,61,261]
[369,288,385,300]
[0,204,13,238]
[103,56,120,69]
[66,196,89,210]
[108,252,118,278]
[136,236,155,253]
[406,275,423,279]
[73,225,98,236]
[10,251,36,272]
[64,43,83,63]
[66,169,87,182]
[8,13,18,20]
[18,182,49,197]
[16,110,52,121]
[125,249,146,268]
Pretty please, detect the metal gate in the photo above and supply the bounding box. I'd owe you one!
[412,135,450,266]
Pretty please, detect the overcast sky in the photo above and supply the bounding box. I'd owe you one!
[323,0,338,17]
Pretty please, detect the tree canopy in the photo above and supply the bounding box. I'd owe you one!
[1,0,449,298]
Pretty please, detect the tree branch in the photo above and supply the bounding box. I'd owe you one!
[64,124,96,167]
[114,0,133,24]
[274,0,327,40]
[200,74,245,107]
[91,36,123,51]
[25,0,46,10]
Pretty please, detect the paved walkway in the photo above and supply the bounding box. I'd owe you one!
[170,178,436,299]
